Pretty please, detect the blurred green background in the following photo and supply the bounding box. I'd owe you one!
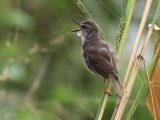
[0,0,159,120]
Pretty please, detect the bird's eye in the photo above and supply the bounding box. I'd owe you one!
[81,25,87,29]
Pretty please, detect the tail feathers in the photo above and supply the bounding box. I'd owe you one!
[112,71,119,80]
[109,74,124,97]
[109,74,125,120]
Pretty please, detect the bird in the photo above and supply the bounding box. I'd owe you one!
[72,20,124,98]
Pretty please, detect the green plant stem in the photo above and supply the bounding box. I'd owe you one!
[95,85,111,120]
[117,0,136,56]
[75,0,136,119]
[95,0,136,119]
[114,24,153,120]
[125,82,146,120]
[123,0,152,86]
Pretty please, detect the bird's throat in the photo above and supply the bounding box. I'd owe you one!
[77,31,86,44]
[77,31,82,37]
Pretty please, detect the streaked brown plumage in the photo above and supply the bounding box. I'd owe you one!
[72,20,123,97]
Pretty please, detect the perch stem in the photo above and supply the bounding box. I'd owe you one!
[123,0,153,86]
[114,24,153,120]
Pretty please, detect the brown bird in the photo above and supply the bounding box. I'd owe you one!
[72,20,124,97]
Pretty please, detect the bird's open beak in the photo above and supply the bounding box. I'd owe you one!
[72,20,81,32]
[71,29,80,32]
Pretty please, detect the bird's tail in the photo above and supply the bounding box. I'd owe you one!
[109,74,126,120]
[109,74,124,98]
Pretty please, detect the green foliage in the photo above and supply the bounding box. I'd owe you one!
[0,0,159,120]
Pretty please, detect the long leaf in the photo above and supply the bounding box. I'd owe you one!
[146,30,160,120]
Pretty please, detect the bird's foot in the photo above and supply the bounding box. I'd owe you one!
[104,90,112,96]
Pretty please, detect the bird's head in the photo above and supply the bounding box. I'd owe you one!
[72,20,100,40]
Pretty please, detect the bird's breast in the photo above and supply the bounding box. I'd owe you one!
[82,50,97,75]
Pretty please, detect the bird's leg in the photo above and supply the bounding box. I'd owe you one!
[103,79,111,96]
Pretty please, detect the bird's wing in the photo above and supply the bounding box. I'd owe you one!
[101,42,118,73]
[85,46,118,79]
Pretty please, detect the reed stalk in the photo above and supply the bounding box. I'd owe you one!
[123,0,153,87]
[114,24,154,120]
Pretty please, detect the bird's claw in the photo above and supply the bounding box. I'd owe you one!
[104,90,112,96]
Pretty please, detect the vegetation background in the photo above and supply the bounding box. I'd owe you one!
[0,0,159,119]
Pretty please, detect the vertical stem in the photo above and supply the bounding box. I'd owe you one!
[143,60,157,120]
[95,85,111,120]
[95,0,136,119]
[95,95,109,120]
[123,0,153,86]
[114,25,153,120]
[118,0,136,56]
